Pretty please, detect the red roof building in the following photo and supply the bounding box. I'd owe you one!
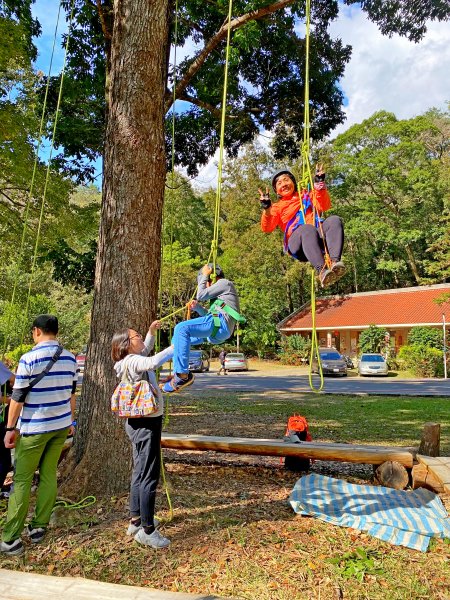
[278,284,450,356]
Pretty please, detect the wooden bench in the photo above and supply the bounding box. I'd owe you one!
[416,455,450,493]
[161,433,415,467]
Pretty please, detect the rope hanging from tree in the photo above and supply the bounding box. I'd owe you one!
[300,0,325,393]
[1,0,73,359]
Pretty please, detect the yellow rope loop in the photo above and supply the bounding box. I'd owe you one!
[308,269,324,392]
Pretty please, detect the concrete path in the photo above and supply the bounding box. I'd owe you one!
[0,569,233,600]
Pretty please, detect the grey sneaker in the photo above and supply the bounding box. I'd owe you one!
[126,517,159,536]
[27,525,46,544]
[0,538,24,556]
[331,260,346,281]
[319,267,336,288]
[134,527,170,549]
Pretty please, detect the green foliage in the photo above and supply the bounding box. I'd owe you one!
[328,110,449,290]
[358,325,387,354]
[408,326,443,349]
[328,547,384,582]
[4,343,33,369]
[398,344,444,378]
[279,335,311,365]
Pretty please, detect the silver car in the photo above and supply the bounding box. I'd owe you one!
[358,353,389,376]
[224,352,248,371]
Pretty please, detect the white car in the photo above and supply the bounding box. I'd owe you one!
[224,352,248,371]
[358,353,389,376]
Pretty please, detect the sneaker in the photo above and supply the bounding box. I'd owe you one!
[160,372,194,394]
[127,517,160,536]
[331,260,346,281]
[27,524,46,544]
[134,527,171,549]
[318,267,336,288]
[0,539,24,556]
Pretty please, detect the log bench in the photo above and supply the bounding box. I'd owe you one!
[416,455,450,493]
[161,433,415,467]
[0,569,232,600]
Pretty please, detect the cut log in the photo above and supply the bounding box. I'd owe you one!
[411,464,444,493]
[161,434,415,467]
[416,455,450,493]
[418,422,440,457]
[374,461,409,490]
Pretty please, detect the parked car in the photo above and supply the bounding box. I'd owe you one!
[342,354,355,369]
[188,350,210,372]
[358,353,389,376]
[312,348,347,376]
[224,352,248,371]
[75,346,87,373]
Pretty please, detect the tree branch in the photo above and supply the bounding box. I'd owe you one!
[179,94,238,119]
[96,0,112,40]
[165,0,296,112]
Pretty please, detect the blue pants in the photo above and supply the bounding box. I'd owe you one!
[172,313,230,374]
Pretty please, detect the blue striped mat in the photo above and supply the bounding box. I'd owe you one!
[289,473,450,552]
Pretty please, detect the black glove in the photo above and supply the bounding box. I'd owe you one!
[314,172,326,183]
[259,193,271,210]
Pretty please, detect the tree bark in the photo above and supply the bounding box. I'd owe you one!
[71,0,170,496]
[418,422,440,457]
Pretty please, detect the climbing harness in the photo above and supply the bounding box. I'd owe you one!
[208,299,246,339]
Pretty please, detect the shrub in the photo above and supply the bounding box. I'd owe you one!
[5,344,34,370]
[407,326,443,349]
[397,344,444,378]
[358,325,386,354]
[279,335,311,366]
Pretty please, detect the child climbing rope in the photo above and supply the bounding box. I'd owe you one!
[161,264,244,394]
[258,166,345,288]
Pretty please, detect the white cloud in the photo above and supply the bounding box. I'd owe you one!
[329,5,450,136]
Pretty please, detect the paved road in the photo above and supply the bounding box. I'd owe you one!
[187,370,450,396]
[78,369,450,396]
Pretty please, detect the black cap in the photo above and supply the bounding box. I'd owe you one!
[272,170,297,193]
[32,314,59,334]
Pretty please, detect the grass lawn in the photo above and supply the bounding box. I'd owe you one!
[1,391,449,599]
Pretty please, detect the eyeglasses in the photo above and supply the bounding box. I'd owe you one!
[129,333,143,342]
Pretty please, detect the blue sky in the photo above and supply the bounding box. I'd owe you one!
[31,0,450,187]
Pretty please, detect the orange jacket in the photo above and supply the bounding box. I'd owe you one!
[261,189,331,241]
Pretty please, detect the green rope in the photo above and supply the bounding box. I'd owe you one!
[54,495,97,510]
[1,1,64,360]
[19,0,76,345]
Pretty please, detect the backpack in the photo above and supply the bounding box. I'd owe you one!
[283,414,312,472]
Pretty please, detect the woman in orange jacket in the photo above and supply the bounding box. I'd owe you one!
[259,168,345,287]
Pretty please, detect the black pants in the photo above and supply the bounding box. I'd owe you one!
[287,215,344,271]
[125,416,162,527]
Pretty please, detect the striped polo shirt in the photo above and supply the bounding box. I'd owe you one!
[12,340,77,435]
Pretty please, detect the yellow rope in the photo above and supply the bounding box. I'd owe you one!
[211,0,233,281]
[301,0,324,392]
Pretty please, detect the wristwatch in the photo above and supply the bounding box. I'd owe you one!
[5,427,15,432]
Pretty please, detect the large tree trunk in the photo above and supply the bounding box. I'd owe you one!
[71,0,170,496]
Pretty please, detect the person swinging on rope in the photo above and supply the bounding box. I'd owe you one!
[259,166,345,288]
[161,264,244,394]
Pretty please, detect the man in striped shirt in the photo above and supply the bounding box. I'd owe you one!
[0,314,77,556]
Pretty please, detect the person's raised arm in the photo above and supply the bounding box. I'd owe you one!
[313,164,331,213]
[141,320,161,356]
[259,187,280,232]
